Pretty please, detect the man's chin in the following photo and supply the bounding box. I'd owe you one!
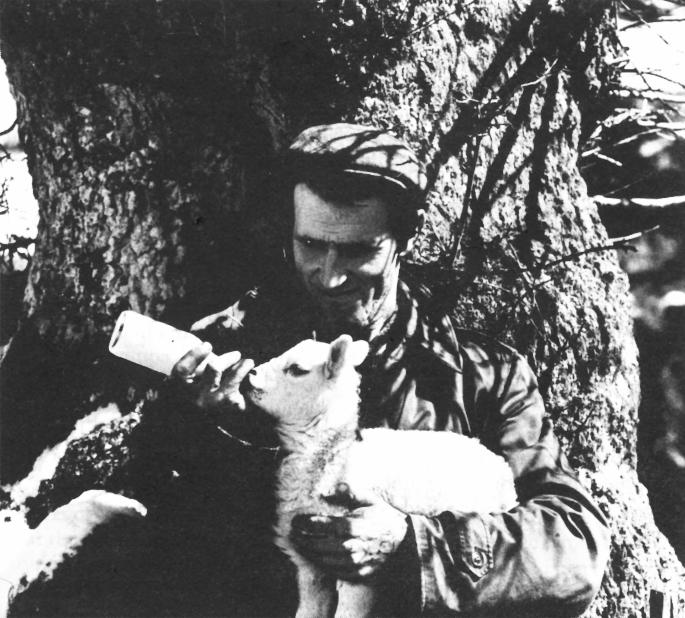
[319,302,370,331]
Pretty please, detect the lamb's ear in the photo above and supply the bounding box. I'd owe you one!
[349,340,369,367]
[324,335,353,379]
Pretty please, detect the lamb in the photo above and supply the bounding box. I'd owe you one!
[246,334,518,618]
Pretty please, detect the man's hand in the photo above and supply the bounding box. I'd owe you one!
[290,503,408,581]
[171,343,255,414]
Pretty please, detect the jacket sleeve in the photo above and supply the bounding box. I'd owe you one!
[408,352,610,616]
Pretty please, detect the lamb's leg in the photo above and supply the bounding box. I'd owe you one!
[335,580,377,618]
[294,563,337,618]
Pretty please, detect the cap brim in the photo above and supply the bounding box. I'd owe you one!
[341,167,417,192]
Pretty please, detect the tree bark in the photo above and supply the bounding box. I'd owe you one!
[0,0,682,615]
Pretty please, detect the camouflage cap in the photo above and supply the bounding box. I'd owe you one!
[287,123,427,199]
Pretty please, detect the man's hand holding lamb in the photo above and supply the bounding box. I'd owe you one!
[291,501,408,581]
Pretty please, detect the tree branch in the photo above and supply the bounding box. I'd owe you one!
[621,16,685,31]
[594,194,685,208]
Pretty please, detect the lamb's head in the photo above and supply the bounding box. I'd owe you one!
[246,335,369,429]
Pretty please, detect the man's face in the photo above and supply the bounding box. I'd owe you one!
[292,182,401,332]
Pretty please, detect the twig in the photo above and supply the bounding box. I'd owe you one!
[620,1,673,46]
[621,16,685,31]
[612,87,685,104]
[607,226,660,243]
[594,194,685,208]
[592,152,623,167]
[581,128,666,158]
[402,1,476,39]
[621,68,685,91]
[509,231,647,276]
[635,120,685,131]
[606,54,630,66]
[611,127,671,147]
[450,135,482,267]
[593,172,660,196]
[520,59,559,88]
[502,240,547,340]
[0,118,17,138]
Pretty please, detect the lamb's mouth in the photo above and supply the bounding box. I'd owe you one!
[238,373,264,404]
[240,374,261,402]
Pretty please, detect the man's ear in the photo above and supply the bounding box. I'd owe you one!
[400,210,425,256]
[324,335,353,379]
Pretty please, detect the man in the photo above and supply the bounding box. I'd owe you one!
[171,123,610,616]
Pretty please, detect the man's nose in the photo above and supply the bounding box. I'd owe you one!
[320,245,347,289]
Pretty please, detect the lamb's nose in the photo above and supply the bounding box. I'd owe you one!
[248,369,257,376]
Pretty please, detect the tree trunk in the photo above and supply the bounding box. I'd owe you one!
[0,0,682,615]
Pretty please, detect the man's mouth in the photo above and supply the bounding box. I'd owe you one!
[316,287,360,302]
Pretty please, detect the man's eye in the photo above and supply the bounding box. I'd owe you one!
[298,238,322,250]
[340,244,379,258]
[285,364,310,377]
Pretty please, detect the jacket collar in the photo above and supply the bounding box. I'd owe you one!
[370,280,462,373]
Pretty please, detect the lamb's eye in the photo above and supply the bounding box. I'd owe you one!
[285,364,310,377]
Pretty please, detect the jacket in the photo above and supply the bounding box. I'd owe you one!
[184,277,611,617]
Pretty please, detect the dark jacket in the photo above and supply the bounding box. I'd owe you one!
[182,278,610,617]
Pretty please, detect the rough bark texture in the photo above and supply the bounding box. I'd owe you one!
[1,0,683,615]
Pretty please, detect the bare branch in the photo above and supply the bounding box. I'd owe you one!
[520,59,559,88]
[635,119,685,131]
[450,135,482,267]
[621,68,685,90]
[621,16,685,31]
[607,226,661,243]
[592,152,624,166]
[524,236,641,273]
[606,54,631,66]
[612,87,685,103]
[594,194,685,208]
[595,196,685,229]
[402,1,476,39]
[0,118,17,138]
[500,230,650,279]
[620,0,673,46]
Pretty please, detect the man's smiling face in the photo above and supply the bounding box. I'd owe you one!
[292,182,401,334]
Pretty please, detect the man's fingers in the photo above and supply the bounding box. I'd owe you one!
[201,357,253,390]
[290,512,395,581]
[221,358,255,390]
[293,535,380,570]
[345,506,407,540]
[291,514,350,539]
[292,532,347,555]
[172,342,213,380]
[208,351,243,373]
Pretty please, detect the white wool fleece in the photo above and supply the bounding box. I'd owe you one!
[338,429,517,515]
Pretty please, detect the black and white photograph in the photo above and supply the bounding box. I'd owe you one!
[0,1,684,616]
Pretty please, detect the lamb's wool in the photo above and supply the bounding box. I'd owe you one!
[342,429,517,514]
[247,335,518,617]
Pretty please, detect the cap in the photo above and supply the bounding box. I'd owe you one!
[287,123,427,197]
